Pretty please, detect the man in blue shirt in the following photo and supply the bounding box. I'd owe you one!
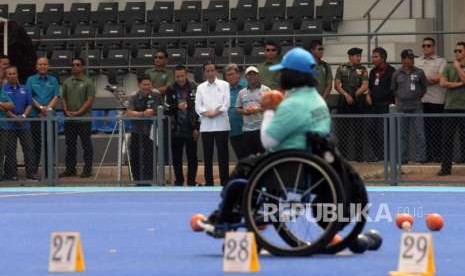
[224,64,246,159]
[3,66,36,180]
[0,84,14,180]
[26,57,60,177]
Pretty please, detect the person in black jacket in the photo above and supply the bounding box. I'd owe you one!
[166,65,200,186]
[368,47,396,161]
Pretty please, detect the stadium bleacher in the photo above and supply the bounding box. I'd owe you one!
[3,0,336,73]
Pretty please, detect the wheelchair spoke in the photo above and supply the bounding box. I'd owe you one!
[255,189,282,202]
[301,177,325,199]
[272,167,287,195]
[293,163,303,193]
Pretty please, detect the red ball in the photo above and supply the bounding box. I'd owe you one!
[190,213,207,232]
[261,90,284,110]
[330,234,343,245]
[426,213,444,231]
[396,213,414,229]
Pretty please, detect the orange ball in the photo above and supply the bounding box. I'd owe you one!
[190,213,207,232]
[261,90,284,110]
[330,234,343,245]
[396,213,414,229]
[426,213,444,231]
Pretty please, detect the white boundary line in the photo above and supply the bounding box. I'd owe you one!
[0,192,86,198]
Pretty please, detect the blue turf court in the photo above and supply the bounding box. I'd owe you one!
[0,187,464,276]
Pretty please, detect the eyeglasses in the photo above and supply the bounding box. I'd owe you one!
[422,44,433,48]
[265,48,277,52]
[72,63,82,67]
[454,49,463,54]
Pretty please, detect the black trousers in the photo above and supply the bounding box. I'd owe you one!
[31,120,56,176]
[64,121,93,174]
[242,130,265,157]
[171,135,198,186]
[369,104,390,161]
[423,103,444,162]
[129,133,154,181]
[4,129,35,178]
[201,131,229,186]
[440,110,465,172]
[230,134,246,160]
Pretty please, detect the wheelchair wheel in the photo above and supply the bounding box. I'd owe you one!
[322,174,369,254]
[242,151,345,256]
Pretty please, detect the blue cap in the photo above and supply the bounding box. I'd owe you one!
[269,47,316,74]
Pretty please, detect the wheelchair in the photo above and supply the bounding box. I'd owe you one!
[214,134,369,257]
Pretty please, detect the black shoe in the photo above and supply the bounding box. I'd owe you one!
[80,171,92,178]
[59,171,77,178]
[437,170,451,176]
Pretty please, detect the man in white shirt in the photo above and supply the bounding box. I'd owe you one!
[195,62,231,186]
[416,37,447,162]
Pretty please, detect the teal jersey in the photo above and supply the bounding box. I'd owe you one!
[266,86,331,152]
[0,89,12,129]
[25,74,60,117]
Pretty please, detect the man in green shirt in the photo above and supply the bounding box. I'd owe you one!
[144,49,174,95]
[257,41,281,90]
[310,40,333,99]
[60,57,95,178]
[437,42,465,176]
[334,47,369,161]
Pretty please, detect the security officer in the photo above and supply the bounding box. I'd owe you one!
[334,47,370,161]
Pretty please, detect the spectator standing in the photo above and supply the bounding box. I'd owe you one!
[3,66,36,180]
[437,42,465,176]
[0,55,10,84]
[236,66,269,156]
[0,86,13,180]
[334,47,369,161]
[392,49,427,164]
[415,37,447,162]
[257,41,281,90]
[368,47,396,161]
[26,57,60,177]
[144,49,174,95]
[126,75,163,182]
[224,64,246,160]
[310,40,333,99]
[59,58,95,178]
[195,62,230,186]
[166,66,199,186]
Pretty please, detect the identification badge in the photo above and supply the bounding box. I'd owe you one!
[375,73,380,86]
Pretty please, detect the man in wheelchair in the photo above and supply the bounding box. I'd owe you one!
[202,48,368,255]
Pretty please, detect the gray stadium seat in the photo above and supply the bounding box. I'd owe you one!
[167,48,187,65]
[259,0,285,30]
[175,1,202,29]
[37,3,64,27]
[147,1,174,31]
[119,2,146,31]
[238,21,265,55]
[65,3,91,28]
[132,49,154,67]
[0,5,8,19]
[244,47,265,64]
[91,2,119,31]
[188,48,215,65]
[40,25,68,52]
[215,47,244,65]
[231,0,258,30]
[181,22,208,55]
[209,21,238,56]
[203,0,229,31]
[10,4,36,26]
[153,22,180,49]
[295,19,323,48]
[287,0,315,29]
